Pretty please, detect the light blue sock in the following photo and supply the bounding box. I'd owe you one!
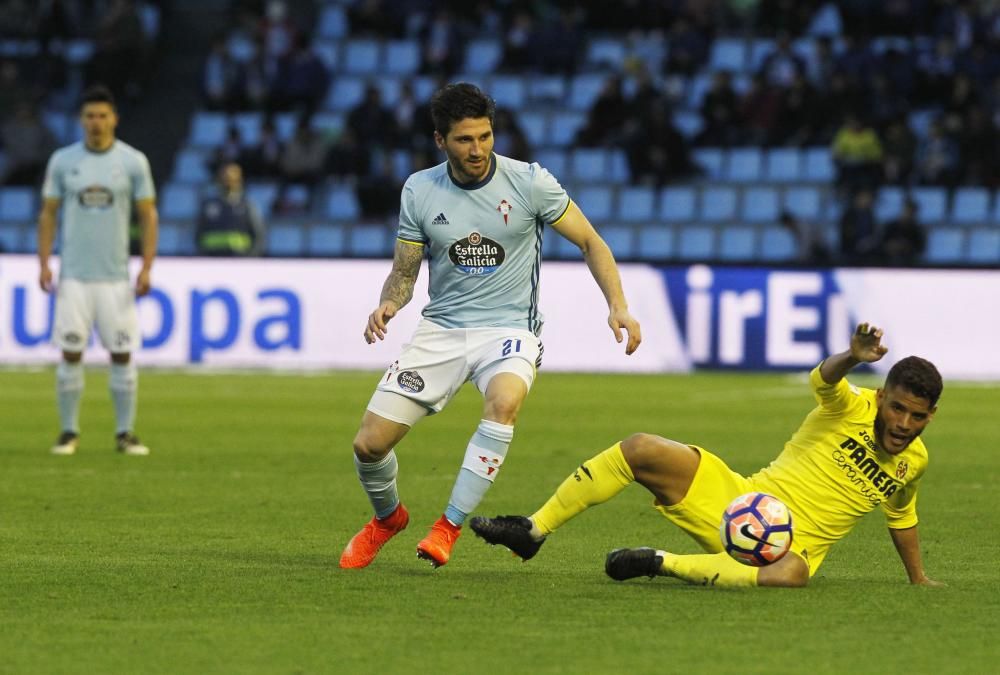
[356,451,400,519]
[445,420,514,526]
[109,362,138,435]
[56,360,84,433]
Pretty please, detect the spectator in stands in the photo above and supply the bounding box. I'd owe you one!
[276,116,327,212]
[502,11,535,71]
[877,198,926,267]
[867,74,909,130]
[347,85,397,168]
[240,47,276,111]
[758,33,806,88]
[831,113,883,194]
[697,70,741,147]
[259,0,297,63]
[917,36,957,104]
[624,95,698,186]
[738,73,782,146]
[881,117,917,185]
[914,118,960,186]
[776,72,818,145]
[209,125,246,175]
[202,35,241,111]
[958,105,997,185]
[493,108,530,160]
[532,9,581,75]
[274,35,330,114]
[420,10,463,76]
[348,0,402,38]
[576,75,628,146]
[243,116,283,178]
[326,129,370,180]
[195,161,265,257]
[355,153,402,221]
[838,188,879,263]
[664,17,709,76]
[780,210,831,265]
[89,0,149,99]
[1,102,57,186]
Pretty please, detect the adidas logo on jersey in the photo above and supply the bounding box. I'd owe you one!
[432,213,449,225]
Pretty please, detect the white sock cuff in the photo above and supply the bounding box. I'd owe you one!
[109,362,137,390]
[478,419,514,443]
[57,360,84,390]
[355,449,397,472]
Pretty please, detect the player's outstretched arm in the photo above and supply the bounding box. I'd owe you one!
[550,202,641,355]
[819,321,889,384]
[889,525,945,587]
[364,239,423,344]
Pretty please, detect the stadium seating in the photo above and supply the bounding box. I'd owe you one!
[742,187,780,223]
[0,187,34,222]
[307,224,347,256]
[719,225,757,261]
[924,229,965,264]
[966,228,1000,264]
[759,226,798,261]
[677,225,716,260]
[159,184,200,221]
[951,188,990,226]
[617,186,656,222]
[267,222,306,257]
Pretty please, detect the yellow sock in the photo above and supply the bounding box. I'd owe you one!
[659,552,759,588]
[530,442,634,536]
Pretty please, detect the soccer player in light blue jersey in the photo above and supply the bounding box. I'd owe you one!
[37,85,159,457]
[340,83,643,569]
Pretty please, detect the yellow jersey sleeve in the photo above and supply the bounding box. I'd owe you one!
[809,364,869,418]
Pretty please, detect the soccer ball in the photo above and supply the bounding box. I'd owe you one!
[719,492,793,567]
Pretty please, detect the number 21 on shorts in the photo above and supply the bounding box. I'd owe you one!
[502,338,522,357]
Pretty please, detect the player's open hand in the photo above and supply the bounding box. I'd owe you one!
[39,265,53,293]
[135,269,152,297]
[364,301,399,344]
[850,322,889,363]
[608,308,642,355]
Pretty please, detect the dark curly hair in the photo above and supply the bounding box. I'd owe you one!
[430,83,495,137]
[885,356,943,406]
[79,84,116,110]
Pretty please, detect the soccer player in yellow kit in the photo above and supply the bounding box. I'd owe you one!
[471,323,944,588]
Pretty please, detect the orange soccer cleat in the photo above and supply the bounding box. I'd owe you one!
[416,515,462,568]
[339,503,410,569]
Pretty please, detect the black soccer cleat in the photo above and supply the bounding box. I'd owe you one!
[605,547,663,581]
[469,515,545,561]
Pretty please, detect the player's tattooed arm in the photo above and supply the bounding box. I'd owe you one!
[380,240,423,308]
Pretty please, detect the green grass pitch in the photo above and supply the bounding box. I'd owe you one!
[1,367,998,674]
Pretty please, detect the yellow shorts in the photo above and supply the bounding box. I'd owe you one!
[654,447,828,576]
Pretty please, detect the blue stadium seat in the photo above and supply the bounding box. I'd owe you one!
[317,6,348,39]
[384,40,419,75]
[325,77,366,112]
[783,187,821,220]
[571,148,608,183]
[617,186,656,222]
[266,222,305,257]
[742,187,779,223]
[924,229,965,265]
[489,75,526,108]
[719,225,758,261]
[765,148,802,182]
[875,187,905,221]
[951,187,990,226]
[608,150,630,183]
[748,39,776,71]
[0,223,24,252]
[463,38,503,73]
[231,112,262,145]
[342,39,381,74]
[327,186,361,221]
[727,149,763,182]
[42,111,71,143]
[692,148,724,180]
[600,225,635,258]
[307,225,347,257]
[910,187,947,224]
[374,77,402,107]
[569,74,606,111]
[390,149,413,182]
[160,183,200,221]
[575,186,614,222]
[636,226,674,261]
[0,187,35,222]
[659,187,696,223]
[173,149,210,184]
[527,76,566,103]
[534,149,567,179]
[311,112,345,137]
[549,111,586,146]
[313,40,338,70]
[685,73,712,109]
[759,226,798,261]
[518,112,547,148]
[412,76,438,102]
[586,38,627,69]
[803,147,835,182]
[677,225,716,260]
[246,183,278,217]
[710,38,747,71]
[350,226,392,257]
[966,228,1000,264]
[188,111,228,148]
[700,187,738,222]
[673,111,704,140]
[158,222,195,256]
[274,112,298,140]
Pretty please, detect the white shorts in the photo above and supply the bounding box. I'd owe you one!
[53,278,139,353]
[369,319,542,425]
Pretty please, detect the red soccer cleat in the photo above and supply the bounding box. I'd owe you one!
[339,503,410,569]
[416,515,462,568]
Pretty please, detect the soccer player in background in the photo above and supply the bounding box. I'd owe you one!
[38,84,159,457]
[472,323,945,588]
[340,83,642,569]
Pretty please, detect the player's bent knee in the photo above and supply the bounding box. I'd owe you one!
[757,552,810,588]
[620,433,686,471]
[352,434,390,463]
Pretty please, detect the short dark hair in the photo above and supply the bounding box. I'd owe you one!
[80,84,116,110]
[430,83,495,137]
[885,356,943,407]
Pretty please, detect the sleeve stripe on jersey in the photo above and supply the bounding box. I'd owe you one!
[548,199,572,226]
[397,237,425,247]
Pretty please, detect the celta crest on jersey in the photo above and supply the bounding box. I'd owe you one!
[496,199,512,225]
[79,185,114,209]
[448,231,505,275]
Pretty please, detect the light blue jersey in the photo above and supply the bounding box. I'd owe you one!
[397,153,570,334]
[42,140,156,281]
